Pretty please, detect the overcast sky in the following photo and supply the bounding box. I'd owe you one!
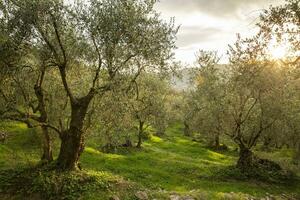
[154,0,285,64]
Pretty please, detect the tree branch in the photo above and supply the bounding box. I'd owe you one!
[58,66,75,102]
[50,13,67,66]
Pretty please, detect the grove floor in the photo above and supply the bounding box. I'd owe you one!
[0,122,299,199]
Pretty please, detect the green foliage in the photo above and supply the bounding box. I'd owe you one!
[0,166,135,200]
[214,164,296,184]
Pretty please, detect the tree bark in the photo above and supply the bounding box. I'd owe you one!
[183,121,191,136]
[214,133,220,147]
[41,125,53,162]
[56,93,93,170]
[57,128,84,170]
[136,121,144,148]
[237,145,254,171]
[34,79,54,162]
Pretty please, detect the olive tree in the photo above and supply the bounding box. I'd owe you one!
[129,74,170,148]
[226,35,285,170]
[91,87,135,152]
[258,0,300,162]
[1,0,177,170]
[0,2,59,162]
[188,50,227,148]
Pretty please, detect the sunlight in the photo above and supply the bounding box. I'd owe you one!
[270,45,287,59]
[267,37,291,60]
[1,0,300,198]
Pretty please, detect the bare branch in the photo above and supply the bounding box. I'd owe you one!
[58,66,75,102]
[91,35,103,88]
[50,13,67,66]
[241,97,258,124]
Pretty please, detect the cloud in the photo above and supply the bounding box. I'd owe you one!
[176,26,223,47]
[155,0,285,64]
[158,0,283,18]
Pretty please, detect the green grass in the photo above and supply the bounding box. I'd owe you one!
[81,124,300,198]
[0,121,299,199]
[0,122,41,169]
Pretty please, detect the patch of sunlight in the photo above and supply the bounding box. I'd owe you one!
[208,150,225,160]
[85,147,125,160]
[150,135,163,143]
[175,138,191,144]
[2,122,28,132]
[104,153,125,159]
[15,123,28,130]
[173,186,188,192]
[85,147,101,155]
[86,170,117,179]
[198,159,230,166]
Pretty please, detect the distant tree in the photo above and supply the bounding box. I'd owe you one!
[129,74,169,148]
[182,92,198,137]
[182,50,227,148]
[91,87,134,152]
[193,50,227,147]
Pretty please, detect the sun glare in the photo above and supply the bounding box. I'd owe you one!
[268,37,290,60]
[270,45,287,59]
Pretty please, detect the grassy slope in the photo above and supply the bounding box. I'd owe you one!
[0,122,41,169]
[0,122,299,199]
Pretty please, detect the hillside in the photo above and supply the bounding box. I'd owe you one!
[170,65,229,91]
[0,122,299,200]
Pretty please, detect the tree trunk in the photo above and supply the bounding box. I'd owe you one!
[41,125,53,162]
[136,121,144,148]
[57,128,84,170]
[183,121,191,136]
[214,133,220,147]
[262,136,272,150]
[124,138,133,147]
[56,94,92,171]
[102,133,115,153]
[237,145,255,171]
[34,83,53,162]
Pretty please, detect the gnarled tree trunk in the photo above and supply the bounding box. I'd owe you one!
[57,128,84,170]
[34,76,53,163]
[56,94,93,170]
[237,145,255,171]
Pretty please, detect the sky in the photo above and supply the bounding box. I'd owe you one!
[154,0,285,65]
